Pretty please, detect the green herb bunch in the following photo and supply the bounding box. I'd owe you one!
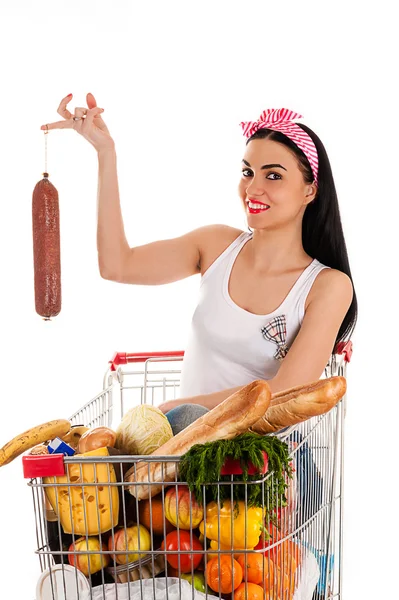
[179,433,292,512]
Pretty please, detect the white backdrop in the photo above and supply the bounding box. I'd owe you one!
[0,1,397,597]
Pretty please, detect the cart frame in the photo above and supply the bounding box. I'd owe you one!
[25,344,352,600]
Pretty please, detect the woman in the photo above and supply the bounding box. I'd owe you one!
[42,97,356,424]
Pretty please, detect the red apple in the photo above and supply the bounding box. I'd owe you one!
[68,536,109,576]
[108,524,151,565]
[164,485,204,529]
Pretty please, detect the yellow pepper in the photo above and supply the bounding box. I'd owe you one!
[199,500,264,550]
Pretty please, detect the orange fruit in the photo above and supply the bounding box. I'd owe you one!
[206,555,243,594]
[237,553,274,585]
[235,582,265,600]
[261,562,294,600]
[272,540,301,576]
[138,496,175,536]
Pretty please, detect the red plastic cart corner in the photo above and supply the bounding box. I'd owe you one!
[22,454,65,479]
[335,340,353,363]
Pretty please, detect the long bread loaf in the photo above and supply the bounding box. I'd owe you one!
[251,376,346,434]
[126,380,271,499]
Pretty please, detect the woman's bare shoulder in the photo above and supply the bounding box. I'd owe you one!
[195,224,245,275]
[306,268,354,309]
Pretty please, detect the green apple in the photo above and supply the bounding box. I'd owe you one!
[181,572,206,593]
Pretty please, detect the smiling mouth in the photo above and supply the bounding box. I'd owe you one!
[246,200,270,214]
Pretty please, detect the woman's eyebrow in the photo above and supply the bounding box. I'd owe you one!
[242,159,287,171]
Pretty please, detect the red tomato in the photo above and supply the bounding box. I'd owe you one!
[161,530,203,573]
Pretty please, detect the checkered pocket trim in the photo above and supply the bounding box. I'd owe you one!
[261,314,289,360]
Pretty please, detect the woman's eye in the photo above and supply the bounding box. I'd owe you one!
[241,169,282,180]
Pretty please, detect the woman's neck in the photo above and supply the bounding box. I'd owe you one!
[247,222,311,273]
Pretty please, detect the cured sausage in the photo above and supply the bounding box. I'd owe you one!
[32,174,61,319]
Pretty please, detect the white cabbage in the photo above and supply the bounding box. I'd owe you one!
[115,405,173,455]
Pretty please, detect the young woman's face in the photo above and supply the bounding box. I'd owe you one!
[238,138,317,231]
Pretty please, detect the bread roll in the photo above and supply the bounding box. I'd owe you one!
[78,427,117,454]
[126,379,271,499]
[250,376,346,434]
[61,426,90,449]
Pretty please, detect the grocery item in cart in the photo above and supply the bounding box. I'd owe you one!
[68,536,110,576]
[200,500,265,551]
[138,495,175,535]
[206,555,243,594]
[107,553,165,583]
[115,404,173,455]
[36,564,90,600]
[0,418,71,467]
[43,446,119,535]
[164,485,204,529]
[250,376,347,434]
[48,437,75,455]
[87,578,220,600]
[108,523,152,564]
[179,432,291,508]
[78,426,117,453]
[126,379,272,499]
[62,425,90,449]
[166,403,209,436]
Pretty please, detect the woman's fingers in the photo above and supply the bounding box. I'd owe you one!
[41,106,104,132]
[74,106,88,119]
[86,92,97,109]
[41,120,73,131]
[40,94,112,148]
[57,94,73,120]
[86,92,109,133]
[83,107,104,128]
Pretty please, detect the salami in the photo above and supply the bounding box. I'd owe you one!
[32,174,61,319]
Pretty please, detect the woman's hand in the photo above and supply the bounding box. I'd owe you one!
[41,93,115,154]
[158,399,181,414]
[158,385,243,414]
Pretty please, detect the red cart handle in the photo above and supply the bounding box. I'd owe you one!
[335,340,353,363]
[109,351,185,371]
[109,342,352,372]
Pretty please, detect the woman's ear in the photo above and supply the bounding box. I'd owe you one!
[304,182,318,205]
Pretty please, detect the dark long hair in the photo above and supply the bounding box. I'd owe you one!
[247,125,357,350]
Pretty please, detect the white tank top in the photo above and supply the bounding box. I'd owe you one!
[179,232,330,397]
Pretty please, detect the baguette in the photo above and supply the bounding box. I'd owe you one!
[125,379,271,499]
[250,376,346,435]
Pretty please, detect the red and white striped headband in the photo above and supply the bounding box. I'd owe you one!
[240,108,319,185]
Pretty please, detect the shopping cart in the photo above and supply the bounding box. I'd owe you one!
[23,343,352,600]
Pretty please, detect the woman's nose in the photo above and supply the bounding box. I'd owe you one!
[245,177,266,197]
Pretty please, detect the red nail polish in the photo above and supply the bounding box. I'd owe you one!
[67,93,72,97]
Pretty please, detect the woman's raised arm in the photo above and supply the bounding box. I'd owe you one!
[42,93,235,285]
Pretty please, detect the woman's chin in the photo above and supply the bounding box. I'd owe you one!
[246,212,272,230]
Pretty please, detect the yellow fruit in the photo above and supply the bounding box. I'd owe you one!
[108,524,151,565]
[0,419,71,467]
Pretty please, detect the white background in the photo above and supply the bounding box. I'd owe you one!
[0,1,397,597]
